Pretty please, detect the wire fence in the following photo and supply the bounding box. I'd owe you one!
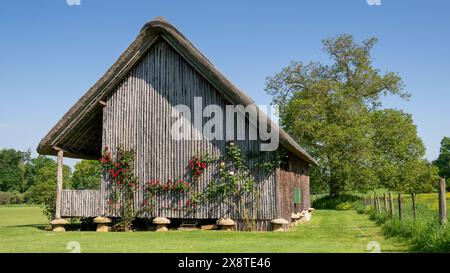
[360,178,449,225]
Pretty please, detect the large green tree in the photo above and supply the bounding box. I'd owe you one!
[72,160,101,190]
[370,109,437,192]
[266,34,434,196]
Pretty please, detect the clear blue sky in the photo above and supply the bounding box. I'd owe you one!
[1,0,449,168]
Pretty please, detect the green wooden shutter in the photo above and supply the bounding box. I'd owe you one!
[293,188,301,204]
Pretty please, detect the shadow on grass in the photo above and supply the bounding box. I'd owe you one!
[5,224,47,230]
[5,224,89,232]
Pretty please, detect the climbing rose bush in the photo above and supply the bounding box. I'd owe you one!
[99,146,139,231]
[188,154,211,180]
[100,146,139,194]
[100,148,209,214]
[143,179,192,209]
[99,146,139,217]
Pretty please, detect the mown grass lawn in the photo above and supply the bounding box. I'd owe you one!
[0,206,408,253]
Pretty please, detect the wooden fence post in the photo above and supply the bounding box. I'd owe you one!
[398,193,402,221]
[55,149,64,220]
[383,193,387,213]
[438,178,447,225]
[411,193,416,220]
[389,192,394,218]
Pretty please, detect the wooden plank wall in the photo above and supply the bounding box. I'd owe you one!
[61,189,100,217]
[277,153,310,223]
[101,38,278,223]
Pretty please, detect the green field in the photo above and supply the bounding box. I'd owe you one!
[0,206,407,253]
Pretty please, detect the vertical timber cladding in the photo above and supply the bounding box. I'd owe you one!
[60,190,101,218]
[277,152,310,223]
[102,38,278,222]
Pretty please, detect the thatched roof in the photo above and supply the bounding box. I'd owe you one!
[37,16,318,166]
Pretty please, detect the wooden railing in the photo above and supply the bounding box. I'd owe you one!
[60,190,101,217]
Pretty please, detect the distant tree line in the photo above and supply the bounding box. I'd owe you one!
[0,148,101,218]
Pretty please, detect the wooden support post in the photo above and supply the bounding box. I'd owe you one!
[55,149,64,219]
[398,193,402,221]
[100,169,106,216]
[389,192,394,218]
[438,178,447,225]
[411,193,417,220]
[383,193,387,213]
